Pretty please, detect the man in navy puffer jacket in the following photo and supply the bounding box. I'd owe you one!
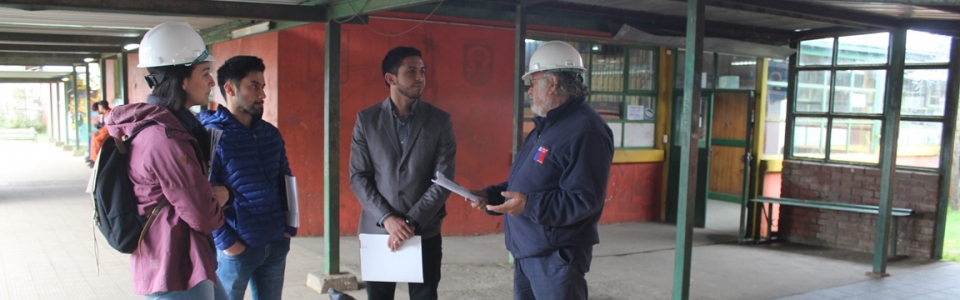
[199,55,296,300]
[468,41,613,300]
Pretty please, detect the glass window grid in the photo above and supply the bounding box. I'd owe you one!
[790,34,948,170]
[523,38,659,150]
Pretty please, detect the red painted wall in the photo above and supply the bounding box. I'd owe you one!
[210,32,280,124]
[121,16,666,237]
[126,53,150,104]
[104,59,116,103]
[334,19,516,235]
[602,163,663,223]
[276,25,328,235]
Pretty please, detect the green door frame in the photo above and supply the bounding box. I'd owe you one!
[667,91,713,228]
[668,89,757,239]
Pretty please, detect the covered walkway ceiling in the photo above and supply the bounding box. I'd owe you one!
[0,0,959,68]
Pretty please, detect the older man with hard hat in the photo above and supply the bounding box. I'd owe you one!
[467,41,614,299]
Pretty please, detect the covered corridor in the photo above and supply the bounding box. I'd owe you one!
[1,139,956,299]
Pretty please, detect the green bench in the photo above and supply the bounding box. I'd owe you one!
[751,196,913,256]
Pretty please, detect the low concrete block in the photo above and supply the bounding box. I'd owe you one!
[306,271,359,294]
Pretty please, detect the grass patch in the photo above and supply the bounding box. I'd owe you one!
[943,209,960,262]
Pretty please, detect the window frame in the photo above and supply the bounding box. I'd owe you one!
[786,33,950,170]
[523,37,660,150]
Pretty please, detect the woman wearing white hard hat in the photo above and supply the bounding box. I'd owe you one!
[104,21,232,300]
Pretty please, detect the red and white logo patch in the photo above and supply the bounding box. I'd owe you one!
[533,146,549,164]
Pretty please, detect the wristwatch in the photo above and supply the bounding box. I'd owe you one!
[404,216,420,229]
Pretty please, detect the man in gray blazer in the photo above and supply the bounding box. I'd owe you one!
[349,46,456,300]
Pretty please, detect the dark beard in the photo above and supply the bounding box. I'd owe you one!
[399,87,422,100]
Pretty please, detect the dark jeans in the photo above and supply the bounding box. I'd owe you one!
[366,235,443,300]
[514,246,593,300]
[216,238,291,300]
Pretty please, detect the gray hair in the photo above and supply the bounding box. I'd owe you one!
[545,71,589,100]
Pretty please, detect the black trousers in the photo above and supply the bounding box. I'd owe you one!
[366,235,442,300]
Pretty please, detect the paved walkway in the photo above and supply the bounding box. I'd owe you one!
[1,139,959,300]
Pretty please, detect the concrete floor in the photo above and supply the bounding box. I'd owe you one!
[1,139,957,300]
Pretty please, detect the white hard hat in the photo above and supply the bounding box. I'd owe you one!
[137,22,216,68]
[522,41,586,83]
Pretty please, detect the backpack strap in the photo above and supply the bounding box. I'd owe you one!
[127,120,161,255]
[136,197,169,255]
[124,121,158,143]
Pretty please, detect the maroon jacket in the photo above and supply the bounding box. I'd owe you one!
[106,103,224,295]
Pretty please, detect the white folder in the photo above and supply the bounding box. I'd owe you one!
[358,234,423,283]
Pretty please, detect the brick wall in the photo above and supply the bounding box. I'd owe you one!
[780,160,939,258]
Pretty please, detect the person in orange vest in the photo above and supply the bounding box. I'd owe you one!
[88,100,112,167]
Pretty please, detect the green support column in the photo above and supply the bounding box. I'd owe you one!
[932,38,960,259]
[85,63,92,147]
[72,67,80,149]
[513,5,526,156]
[65,79,71,146]
[47,83,54,142]
[120,52,129,104]
[50,82,63,143]
[58,82,65,144]
[510,3,527,265]
[871,28,906,277]
[100,59,108,104]
[324,19,342,275]
[673,0,704,299]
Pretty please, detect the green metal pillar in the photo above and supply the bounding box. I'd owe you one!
[323,19,342,275]
[85,63,92,147]
[120,52,129,104]
[51,83,59,143]
[513,5,526,155]
[932,38,960,259]
[871,28,906,276]
[56,82,63,144]
[100,59,108,105]
[509,3,528,265]
[673,0,704,299]
[72,67,80,148]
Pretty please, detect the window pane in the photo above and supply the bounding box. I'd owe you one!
[830,119,880,164]
[523,90,533,119]
[591,44,624,92]
[764,119,786,156]
[717,54,757,89]
[793,117,827,159]
[837,33,889,65]
[796,71,830,113]
[591,94,622,120]
[608,121,623,148]
[799,38,834,66]
[624,123,656,148]
[765,59,788,156]
[902,69,947,116]
[628,48,655,91]
[833,69,886,114]
[898,121,942,168]
[625,96,655,121]
[906,30,951,65]
[675,50,714,89]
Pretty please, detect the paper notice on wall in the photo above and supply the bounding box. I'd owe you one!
[627,105,645,120]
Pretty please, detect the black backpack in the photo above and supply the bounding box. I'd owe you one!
[92,121,167,254]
